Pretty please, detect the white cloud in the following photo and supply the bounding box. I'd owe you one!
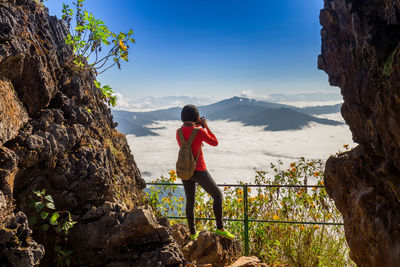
[126,116,356,184]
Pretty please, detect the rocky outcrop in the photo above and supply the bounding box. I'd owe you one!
[319,0,400,266]
[171,224,242,267]
[0,0,184,266]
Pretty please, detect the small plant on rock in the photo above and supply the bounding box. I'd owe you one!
[29,189,77,267]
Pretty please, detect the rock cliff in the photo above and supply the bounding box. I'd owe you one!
[0,0,184,266]
[319,0,400,266]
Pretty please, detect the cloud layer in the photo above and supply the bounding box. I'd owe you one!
[126,116,355,184]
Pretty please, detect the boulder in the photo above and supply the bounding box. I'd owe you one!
[0,0,184,265]
[228,256,269,267]
[171,224,242,267]
[319,0,400,265]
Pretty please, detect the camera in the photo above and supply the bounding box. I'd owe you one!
[197,116,206,128]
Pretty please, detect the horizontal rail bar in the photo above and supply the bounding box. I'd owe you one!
[147,182,324,188]
[165,216,343,226]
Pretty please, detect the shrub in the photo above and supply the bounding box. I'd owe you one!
[146,158,355,266]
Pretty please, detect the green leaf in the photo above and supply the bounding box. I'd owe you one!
[33,190,43,197]
[40,211,49,219]
[34,202,45,212]
[45,195,54,203]
[41,224,49,232]
[46,202,56,209]
[49,212,60,226]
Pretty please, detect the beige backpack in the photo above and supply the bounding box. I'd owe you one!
[176,127,201,180]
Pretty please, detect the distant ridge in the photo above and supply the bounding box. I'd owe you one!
[112,97,343,136]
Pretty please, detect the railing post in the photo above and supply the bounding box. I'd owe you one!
[243,184,249,256]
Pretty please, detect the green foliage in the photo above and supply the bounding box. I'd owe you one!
[147,159,355,266]
[383,45,399,77]
[62,0,135,74]
[29,189,77,267]
[94,80,117,107]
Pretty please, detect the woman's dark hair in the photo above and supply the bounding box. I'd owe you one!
[181,104,199,122]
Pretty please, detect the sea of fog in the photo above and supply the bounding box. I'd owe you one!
[126,113,356,184]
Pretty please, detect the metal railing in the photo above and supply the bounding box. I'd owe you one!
[147,182,344,256]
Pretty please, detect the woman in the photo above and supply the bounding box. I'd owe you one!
[176,104,234,240]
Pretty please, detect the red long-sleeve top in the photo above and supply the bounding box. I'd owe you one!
[176,125,218,171]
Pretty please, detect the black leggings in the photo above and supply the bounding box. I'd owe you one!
[182,170,223,234]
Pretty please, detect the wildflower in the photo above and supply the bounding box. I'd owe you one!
[178,197,184,202]
[237,198,243,203]
[224,186,228,191]
[292,167,296,172]
[237,189,243,195]
[170,220,175,226]
[169,170,176,176]
[247,188,251,193]
[321,180,324,186]
[250,197,255,202]
[161,197,166,202]
[313,171,319,177]
[273,214,279,220]
[314,214,318,219]
[290,162,295,167]
[299,225,305,231]
[313,225,319,229]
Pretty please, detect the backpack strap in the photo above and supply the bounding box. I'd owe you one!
[188,128,201,161]
[177,128,186,144]
[179,127,202,161]
[187,127,200,145]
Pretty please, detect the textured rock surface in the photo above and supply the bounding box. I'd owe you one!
[319,0,400,266]
[171,224,242,267]
[227,256,269,267]
[0,0,184,266]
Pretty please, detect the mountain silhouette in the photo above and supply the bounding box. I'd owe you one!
[112,97,343,136]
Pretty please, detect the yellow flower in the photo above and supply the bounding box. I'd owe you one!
[247,188,251,193]
[119,39,127,51]
[178,197,184,202]
[273,214,279,220]
[237,189,243,195]
[249,197,255,202]
[292,167,296,172]
[313,225,319,229]
[299,225,305,231]
[170,220,175,226]
[290,162,296,167]
[314,214,318,219]
[169,170,176,175]
[224,186,228,191]
[313,171,319,177]
[237,198,243,203]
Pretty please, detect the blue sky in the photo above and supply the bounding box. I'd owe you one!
[45,0,335,100]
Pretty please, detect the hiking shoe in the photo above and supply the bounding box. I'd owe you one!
[190,231,200,240]
[215,229,235,239]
